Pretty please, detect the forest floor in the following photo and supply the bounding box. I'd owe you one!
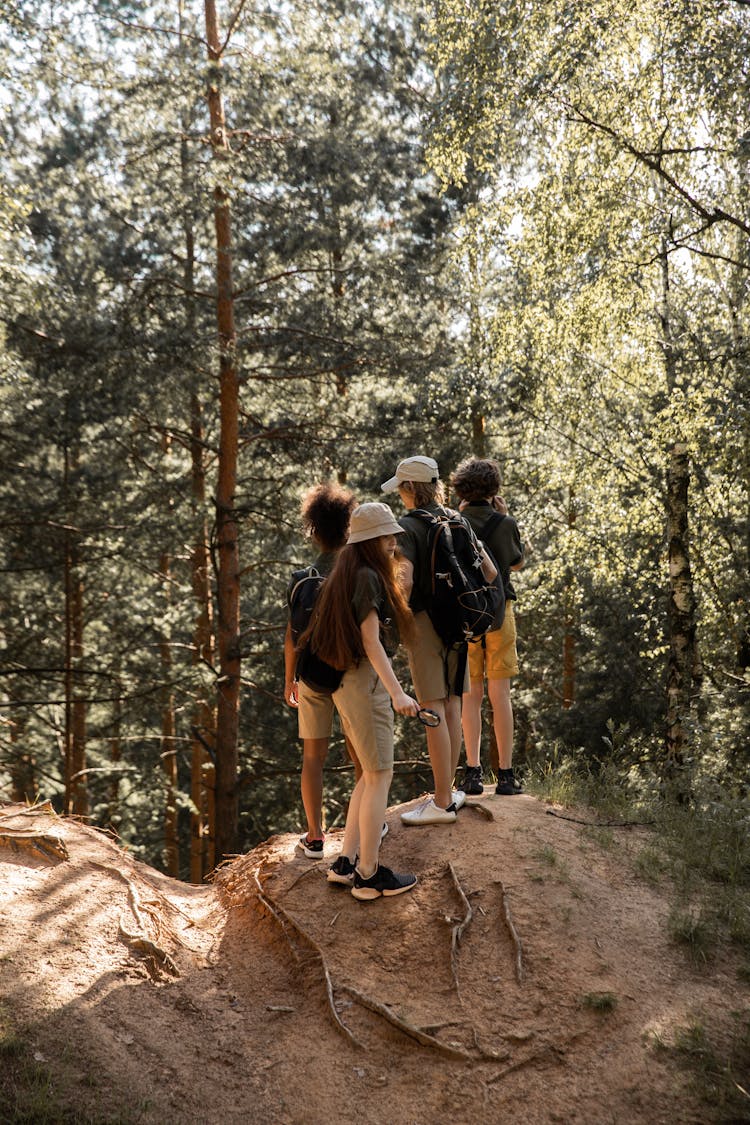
[0,797,748,1125]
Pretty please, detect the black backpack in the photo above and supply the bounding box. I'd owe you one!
[288,566,344,694]
[406,509,504,650]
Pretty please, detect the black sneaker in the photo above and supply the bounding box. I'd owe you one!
[327,855,357,885]
[457,766,484,796]
[351,864,417,901]
[495,769,523,796]
[298,835,324,858]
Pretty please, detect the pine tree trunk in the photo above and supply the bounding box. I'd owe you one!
[160,547,179,877]
[205,0,240,861]
[9,701,34,803]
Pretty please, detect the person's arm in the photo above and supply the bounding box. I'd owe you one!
[283,622,299,708]
[479,546,497,583]
[360,610,419,716]
[398,555,414,600]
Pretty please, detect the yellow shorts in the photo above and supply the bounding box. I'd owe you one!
[406,610,470,702]
[297,679,336,740]
[467,603,519,682]
[333,659,394,772]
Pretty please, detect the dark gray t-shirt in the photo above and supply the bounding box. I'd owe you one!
[351,566,399,655]
[460,503,524,601]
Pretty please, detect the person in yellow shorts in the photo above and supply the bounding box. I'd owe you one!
[451,458,526,796]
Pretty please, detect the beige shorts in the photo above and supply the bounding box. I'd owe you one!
[333,659,394,772]
[467,603,519,682]
[297,679,336,740]
[406,610,469,702]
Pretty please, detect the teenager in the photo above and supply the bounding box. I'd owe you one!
[451,458,526,796]
[284,483,357,857]
[381,455,497,825]
[299,502,420,900]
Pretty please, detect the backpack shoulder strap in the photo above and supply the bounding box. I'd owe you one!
[480,512,506,540]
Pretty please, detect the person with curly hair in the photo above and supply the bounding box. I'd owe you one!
[450,457,526,797]
[284,483,358,858]
[298,502,420,900]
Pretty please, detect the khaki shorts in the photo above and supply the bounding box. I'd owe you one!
[406,610,470,702]
[467,603,519,682]
[333,659,394,772]
[297,679,335,740]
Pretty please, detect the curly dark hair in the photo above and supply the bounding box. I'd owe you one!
[451,458,501,502]
[300,483,357,552]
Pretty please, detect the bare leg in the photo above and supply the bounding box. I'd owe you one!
[461,680,484,768]
[357,769,393,877]
[421,698,453,809]
[340,774,364,861]
[301,737,328,839]
[487,678,513,769]
[445,693,463,777]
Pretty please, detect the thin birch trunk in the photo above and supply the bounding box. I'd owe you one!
[205,0,240,860]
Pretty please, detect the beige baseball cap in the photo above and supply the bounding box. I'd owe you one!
[380,455,439,493]
[347,502,404,544]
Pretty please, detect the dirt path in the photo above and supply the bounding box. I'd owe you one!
[0,798,744,1123]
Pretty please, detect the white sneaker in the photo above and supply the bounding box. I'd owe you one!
[400,798,457,826]
[452,790,466,811]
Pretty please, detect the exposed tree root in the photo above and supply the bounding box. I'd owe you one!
[447,862,473,987]
[251,867,362,1048]
[117,917,180,977]
[496,880,524,984]
[337,984,473,1060]
[0,830,69,863]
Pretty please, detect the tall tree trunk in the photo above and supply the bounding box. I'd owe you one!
[656,208,701,784]
[190,392,217,880]
[665,443,699,783]
[107,662,122,831]
[205,0,240,861]
[160,545,179,877]
[9,701,35,803]
[63,442,88,818]
[562,488,577,710]
[180,0,216,880]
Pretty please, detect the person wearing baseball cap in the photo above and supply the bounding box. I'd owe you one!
[297,502,420,900]
[381,455,497,826]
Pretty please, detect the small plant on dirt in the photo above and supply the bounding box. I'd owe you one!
[667,904,718,964]
[579,991,618,1013]
[670,1013,750,1119]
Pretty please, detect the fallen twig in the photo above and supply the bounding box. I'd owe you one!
[545,809,654,828]
[251,868,361,1047]
[467,802,494,821]
[497,881,524,984]
[338,984,472,1060]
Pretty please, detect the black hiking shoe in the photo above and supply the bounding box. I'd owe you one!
[495,769,523,796]
[457,766,484,796]
[327,855,357,885]
[351,864,417,901]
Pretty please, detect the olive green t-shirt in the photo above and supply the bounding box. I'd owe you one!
[351,566,399,656]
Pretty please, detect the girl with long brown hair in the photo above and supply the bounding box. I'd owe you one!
[298,502,420,900]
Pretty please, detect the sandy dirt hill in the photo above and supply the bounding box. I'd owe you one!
[0,797,746,1124]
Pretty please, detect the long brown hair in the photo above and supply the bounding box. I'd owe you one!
[297,537,413,670]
